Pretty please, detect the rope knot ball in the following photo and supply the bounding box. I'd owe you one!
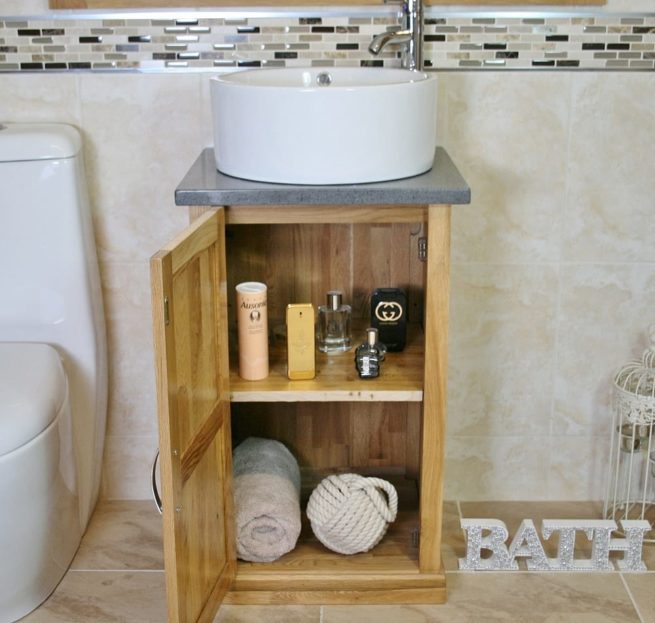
[306,473,398,555]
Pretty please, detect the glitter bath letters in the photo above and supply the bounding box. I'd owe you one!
[458,518,651,572]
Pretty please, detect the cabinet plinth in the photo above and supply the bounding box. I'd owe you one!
[228,511,446,605]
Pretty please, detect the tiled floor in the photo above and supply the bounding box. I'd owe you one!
[20,500,655,623]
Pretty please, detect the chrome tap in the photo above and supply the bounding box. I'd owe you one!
[368,0,424,71]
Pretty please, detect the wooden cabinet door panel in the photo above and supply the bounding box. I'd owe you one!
[151,209,235,623]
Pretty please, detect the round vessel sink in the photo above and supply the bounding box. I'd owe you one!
[210,67,438,185]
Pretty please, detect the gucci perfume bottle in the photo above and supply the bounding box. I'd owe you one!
[317,290,352,353]
[355,327,383,379]
[371,288,407,352]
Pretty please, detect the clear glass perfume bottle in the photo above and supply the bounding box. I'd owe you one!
[317,290,352,353]
[355,327,382,379]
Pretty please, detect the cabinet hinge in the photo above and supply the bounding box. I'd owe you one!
[418,237,427,262]
[164,297,170,325]
[412,528,420,548]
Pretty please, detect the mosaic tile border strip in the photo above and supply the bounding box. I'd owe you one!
[0,10,654,72]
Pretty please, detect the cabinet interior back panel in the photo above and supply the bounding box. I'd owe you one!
[231,402,421,476]
[225,223,425,329]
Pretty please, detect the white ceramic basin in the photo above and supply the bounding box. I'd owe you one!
[210,67,437,185]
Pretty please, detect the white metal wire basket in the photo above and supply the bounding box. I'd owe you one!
[604,326,655,541]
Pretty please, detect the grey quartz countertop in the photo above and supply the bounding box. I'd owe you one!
[175,147,470,206]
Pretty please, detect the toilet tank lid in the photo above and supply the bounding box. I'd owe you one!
[0,343,68,457]
[0,123,81,162]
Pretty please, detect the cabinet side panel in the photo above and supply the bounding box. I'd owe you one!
[405,403,422,480]
[419,205,451,574]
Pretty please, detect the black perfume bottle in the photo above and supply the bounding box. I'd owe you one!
[355,328,383,379]
[371,288,407,352]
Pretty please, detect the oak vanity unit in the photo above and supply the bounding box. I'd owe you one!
[150,148,470,623]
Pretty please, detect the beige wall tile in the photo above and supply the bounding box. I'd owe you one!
[564,74,655,263]
[78,73,201,264]
[0,74,81,125]
[200,75,216,149]
[445,436,550,501]
[0,0,649,16]
[606,0,655,8]
[554,264,655,436]
[72,73,209,500]
[3,63,654,504]
[439,72,571,264]
[448,263,558,437]
[0,0,48,13]
[101,433,158,500]
[547,435,612,501]
[101,261,157,438]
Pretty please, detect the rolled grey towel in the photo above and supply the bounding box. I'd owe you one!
[233,437,301,562]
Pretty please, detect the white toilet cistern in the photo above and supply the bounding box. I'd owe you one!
[0,123,107,623]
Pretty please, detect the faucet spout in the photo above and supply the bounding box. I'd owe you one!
[368,29,412,56]
[368,0,424,71]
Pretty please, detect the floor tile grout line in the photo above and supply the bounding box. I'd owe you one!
[453,499,464,570]
[446,569,644,575]
[619,573,645,623]
[67,568,165,573]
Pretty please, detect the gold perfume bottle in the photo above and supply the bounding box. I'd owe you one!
[286,303,315,380]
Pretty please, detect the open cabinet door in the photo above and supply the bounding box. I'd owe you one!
[151,209,236,623]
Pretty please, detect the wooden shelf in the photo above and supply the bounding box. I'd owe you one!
[227,510,446,605]
[230,325,424,403]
